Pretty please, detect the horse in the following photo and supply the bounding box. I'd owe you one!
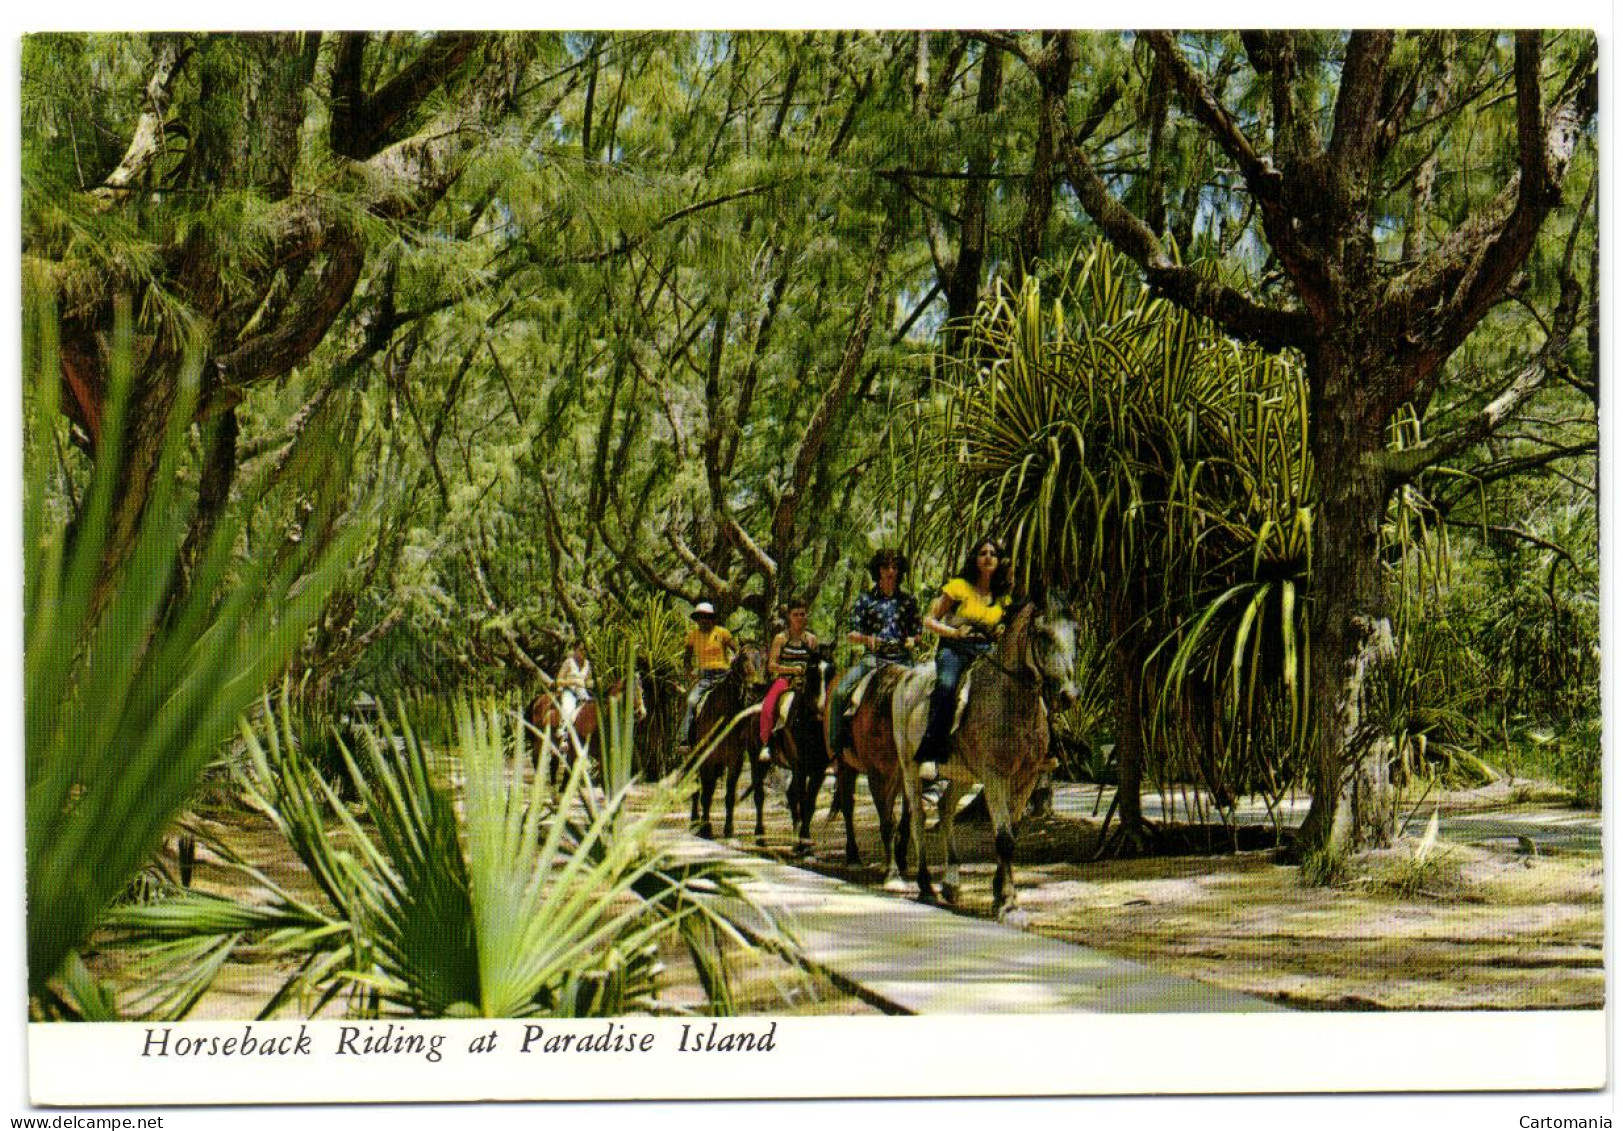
[763,644,836,854]
[688,647,763,840]
[830,661,914,885]
[526,675,641,788]
[892,592,1081,920]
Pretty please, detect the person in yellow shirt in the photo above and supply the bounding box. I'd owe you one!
[681,601,738,746]
[916,536,1014,786]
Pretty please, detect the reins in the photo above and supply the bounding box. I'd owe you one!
[973,605,1045,693]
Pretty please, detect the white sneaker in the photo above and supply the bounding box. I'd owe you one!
[919,760,939,782]
[758,745,772,764]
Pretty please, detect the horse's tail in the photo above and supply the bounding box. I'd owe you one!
[826,761,852,823]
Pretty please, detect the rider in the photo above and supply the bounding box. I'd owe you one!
[681,601,738,747]
[759,599,819,763]
[826,548,921,761]
[554,639,592,729]
[916,536,1013,789]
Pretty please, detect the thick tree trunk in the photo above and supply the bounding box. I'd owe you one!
[1295,343,1399,869]
[943,43,1002,356]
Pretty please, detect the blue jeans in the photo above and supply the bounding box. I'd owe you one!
[825,655,877,758]
[917,639,990,764]
[681,671,725,744]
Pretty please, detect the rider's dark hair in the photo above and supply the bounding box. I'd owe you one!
[866,548,910,584]
[953,535,1013,600]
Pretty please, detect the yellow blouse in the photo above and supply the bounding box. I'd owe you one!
[942,577,1010,630]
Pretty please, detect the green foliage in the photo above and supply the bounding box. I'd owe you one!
[222,692,786,1017]
[1364,812,1464,901]
[21,31,1600,896]
[24,295,359,995]
[75,689,796,1020]
[930,246,1313,805]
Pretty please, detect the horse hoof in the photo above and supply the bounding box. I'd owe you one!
[941,883,958,905]
[917,889,938,907]
[699,826,714,841]
[999,907,1030,929]
[882,876,908,893]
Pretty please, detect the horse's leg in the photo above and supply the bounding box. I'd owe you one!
[895,788,911,875]
[696,764,719,840]
[871,772,906,891]
[982,776,1021,923]
[835,765,861,865]
[750,749,768,844]
[892,764,935,903]
[800,763,827,848]
[939,780,966,905]
[722,754,741,839]
[786,762,810,854]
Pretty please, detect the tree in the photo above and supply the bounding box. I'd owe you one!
[23,33,564,606]
[1054,29,1596,868]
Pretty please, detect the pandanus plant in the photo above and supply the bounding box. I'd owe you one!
[924,245,1315,843]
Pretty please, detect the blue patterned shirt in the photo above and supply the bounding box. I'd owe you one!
[848,588,921,659]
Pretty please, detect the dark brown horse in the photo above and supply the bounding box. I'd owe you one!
[829,662,913,886]
[765,644,836,855]
[525,688,599,786]
[688,647,763,839]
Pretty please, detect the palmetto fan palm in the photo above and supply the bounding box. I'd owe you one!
[93,693,788,1019]
[929,245,1314,818]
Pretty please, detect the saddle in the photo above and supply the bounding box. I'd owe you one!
[768,688,797,736]
[845,669,879,717]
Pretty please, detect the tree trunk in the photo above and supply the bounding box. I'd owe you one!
[1295,341,1399,870]
[1108,598,1150,849]
[943,43,1002,356]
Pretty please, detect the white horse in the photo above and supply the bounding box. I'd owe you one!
[891,591,1082,921]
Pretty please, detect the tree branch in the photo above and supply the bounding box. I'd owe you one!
[1382,35,1596,383]
[329,32,486,160]
[90,36,189,209]
[1059,132,1313,352]
[771,214,898,556]
[1380,247,1586,484]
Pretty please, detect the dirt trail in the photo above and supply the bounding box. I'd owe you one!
[739,774,1603,1012]
[92,774,1602,1018]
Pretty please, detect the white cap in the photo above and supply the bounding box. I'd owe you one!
[692,601,717,618]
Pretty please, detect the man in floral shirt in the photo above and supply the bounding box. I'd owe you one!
[826,548,921,759]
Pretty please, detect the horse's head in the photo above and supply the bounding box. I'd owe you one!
[800,643,837,721]
[730,643,763,688]
[1006,591,1082,712]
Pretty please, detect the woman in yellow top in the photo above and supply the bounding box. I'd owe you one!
[916,536,1013,783]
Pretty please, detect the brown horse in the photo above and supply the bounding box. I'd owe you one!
[526,676,641,787]
[829,662,913,886]
[688,647,764,840]
[891,592,1081,920]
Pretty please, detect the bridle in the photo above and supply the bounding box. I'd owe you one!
[976,603,1066,701]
